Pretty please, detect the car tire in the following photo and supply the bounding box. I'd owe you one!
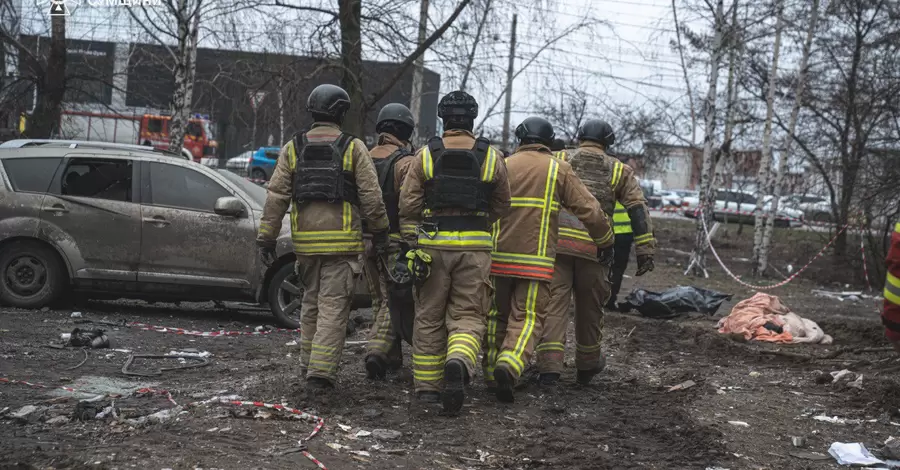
[0,240,67,309]
[250,167,267,181]
[267,262,304,329]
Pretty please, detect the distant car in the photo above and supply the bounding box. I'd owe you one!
[671,189,698,199]
[0,140,368,328]
[682,188,804,227]
[656,190,683,207]
[247,147,281,181]
[768,194,833,223]
[225,151,254,176]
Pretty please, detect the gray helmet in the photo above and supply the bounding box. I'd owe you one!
[515,116,555,146]
[307,84,351,122]
[437,91,478,119]
[376,103,415,130]
[577,119,615,147]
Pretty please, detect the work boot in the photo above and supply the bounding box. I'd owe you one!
[576,356,607,385]
[442,359,467,415]
[604,300,618,312]
[494,366,515,403]
[306,376,334,402]
[365,355,387,380]
[539,372,560,386]
[416,391,440,403]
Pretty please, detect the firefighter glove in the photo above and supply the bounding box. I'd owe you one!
[405,249,432,286]
[597,246,615,267]
[372,230,390,255]
[257,240,277,268]
[636,254,655,276]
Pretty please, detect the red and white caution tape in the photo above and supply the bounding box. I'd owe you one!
[699,208,850,290]
[1,377,328,469]
[859,231,872,292]
[126,322,301,337]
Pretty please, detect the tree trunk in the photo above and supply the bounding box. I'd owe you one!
[671,0,696,146]
[460,0,492,92]
[752,0,784,276]
[409,0,429,146]
[760,0,820,273]
[29,15,66,138]
[168,0,198,156]
[339,0,364,137]
[689,0,726,277]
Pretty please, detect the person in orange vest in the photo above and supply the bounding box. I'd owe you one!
[884,221,900,353]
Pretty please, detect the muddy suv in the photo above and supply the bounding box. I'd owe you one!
[0,140,367,327]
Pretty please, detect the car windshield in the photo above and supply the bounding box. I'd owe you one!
[218,170,266,206]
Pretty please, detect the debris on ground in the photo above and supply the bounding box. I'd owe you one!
[70,312,83,318]
[9,405,44,423]
[716,293,833,344]
[372,429,402,440]
[792,436,807,448]
[355,430,372,438]
[667,380,697,392]
[125,406,185,427]
[812,290,866,302]
[623,286,733,318]
[166,349,212,358]
[68,328,109,348]
[727,421,750,427]
[827,442,884,466]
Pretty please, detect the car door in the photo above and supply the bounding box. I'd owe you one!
[39,155,141,281]
[137,160,257,290]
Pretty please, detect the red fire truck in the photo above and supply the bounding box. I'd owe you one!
[57,111,219,166]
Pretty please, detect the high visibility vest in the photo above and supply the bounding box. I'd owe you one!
[613,202,633,235]
[884,222,900,341]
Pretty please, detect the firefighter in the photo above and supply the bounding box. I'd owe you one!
[884,221,900,353]
[398,90,511,414]
[485,116,615,402]
[257,84,390,393]
[606,201,635,311]
[364,103,418,379]
[535,119,656,386]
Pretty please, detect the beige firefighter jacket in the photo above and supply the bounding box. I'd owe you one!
[491,143,614,281]
[552,142,657,260]
[369,132,417,240]
[257,122,389,255]
[398,129,511,252]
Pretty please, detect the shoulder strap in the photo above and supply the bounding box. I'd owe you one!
[471,137,490,164]
[378,148,410,190]
[292,132,309,162]
[427,136,444,156]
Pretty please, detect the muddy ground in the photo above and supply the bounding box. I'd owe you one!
[2,218,899,469]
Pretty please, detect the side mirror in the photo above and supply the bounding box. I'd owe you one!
[214,196,244,217]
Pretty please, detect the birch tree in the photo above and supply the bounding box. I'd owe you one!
[751,0,784,276]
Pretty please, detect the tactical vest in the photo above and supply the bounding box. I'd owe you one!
[423,136,494,222]
[567,148,619,217]
[291,132,358,206]
[373,148,412,233]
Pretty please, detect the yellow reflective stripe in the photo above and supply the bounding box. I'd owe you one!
[634,233,654,245]
[895,222,900,233]
[490,251,555,268]
[412,354,446,365]
[481,148,498,182]
[492,220,500,251]
[311,343,338,353]
[309,359,337,367]
[536,342,565,352]
[448,345,478,365]
[576,342,603,353]
[538,159,560,257]
[413,370,444,381]
[293,243,364,253]
[484,282,500,380]
[553,151,567,161]
[342,140,355,171]
[498,280,539,376]
[886,272,900,305]
[610,162,623,189]
[448,333,480,351]
[288,140,297,171]
[292,230,362,241]
[559,227,592,242]
[422,147,434,179]
[594,230,613,246]
[418,231,493,248]
[497,351,524,376]
[510,197,560,211]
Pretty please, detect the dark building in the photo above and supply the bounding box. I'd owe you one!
[17,35,441,159]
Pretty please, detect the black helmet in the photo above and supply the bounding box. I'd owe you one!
[514,116,555,146]
[376,103,415,130]
[577,119,615,147]
[550,138,566,151]
[307,84,351,122]
[437,91,478,119]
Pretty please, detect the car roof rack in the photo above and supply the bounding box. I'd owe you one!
[0,139,183,157]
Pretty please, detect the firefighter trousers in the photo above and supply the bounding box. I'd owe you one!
[483,276,551,383]
[608,233,634,305]
[364,250,401,363]
[296,254,362,384]
[537,254,611,374]
[412,249,492,393]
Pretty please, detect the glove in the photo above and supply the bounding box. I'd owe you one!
[597,246,614,267]
[372,230,390,255]
[257,240,277,268]
[635,254,655,276]
[405,249,432,286]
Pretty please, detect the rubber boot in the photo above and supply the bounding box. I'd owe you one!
[576,356,607,385]
[365,355,387,380]
[442,359,466,415]
[416,391,440,403]
[494,366,515,403]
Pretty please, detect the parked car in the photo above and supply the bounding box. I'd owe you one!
[681,189,804,227]
[247,147,280,181]
[671,189,698,199]
[656,190,683,207]
[225,151,254,176]
[0,140,368,328]
[766,194,833,223]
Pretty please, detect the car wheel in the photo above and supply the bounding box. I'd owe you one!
[0,241,67,308]
[250,168,267,181]
[267,262,304,329]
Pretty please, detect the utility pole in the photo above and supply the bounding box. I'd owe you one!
[409,0,429,146]
[500,13,517,150]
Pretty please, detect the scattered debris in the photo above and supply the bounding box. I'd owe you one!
[813,415,863,425]
[727,421,749,427]
[792,436,808,448]
[812,290,866,302]
[59,333,71,341]
[831,369,853,383]
[45,416,68,425]
[749,371,761,377]
[790,451,832,461]
[68,328,109,349]
[355,430,372,438]
[166,350,212,358]
[70,312,83,318]
[338,424,352,432]
[122,353,210,377]
[884,437,900,460]
[667,380,696,392]
[327,443,347,451]
[372,429,402,440]
[848,375,864,390]
[9,405,43,423]
[348,450,371,457]
[125,406,185,427]
[828,442,884,466]
[285,340,298,346]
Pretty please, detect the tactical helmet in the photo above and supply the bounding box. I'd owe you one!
[437,91,478,119]
[307,84,351,122]
[577,119,616,147]
[376,103,415,130]
[550,138,567,151]
[514,116,555,146]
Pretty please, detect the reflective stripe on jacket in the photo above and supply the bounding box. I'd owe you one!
[492,144,613,280]
[398,130,511,251]
[613,202,633,234]
[884,222,900,341]
[257,122,388,255]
